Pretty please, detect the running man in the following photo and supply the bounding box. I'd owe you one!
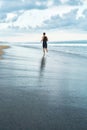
[41,32,48,56]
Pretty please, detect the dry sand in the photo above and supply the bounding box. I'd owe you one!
[0,45,9,57]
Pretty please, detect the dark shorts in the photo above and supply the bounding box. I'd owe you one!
[43,42,47,48]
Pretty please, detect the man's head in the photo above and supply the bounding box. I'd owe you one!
[43,32,46,35]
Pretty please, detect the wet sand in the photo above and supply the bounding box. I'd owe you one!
[0,44,87,130]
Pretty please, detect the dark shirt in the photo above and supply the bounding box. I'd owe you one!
[43,36,48,48]
[43,36,48,42]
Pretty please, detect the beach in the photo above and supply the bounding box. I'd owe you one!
[0,42,87,130]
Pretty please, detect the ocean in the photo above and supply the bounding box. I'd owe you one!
[1,41,87,57]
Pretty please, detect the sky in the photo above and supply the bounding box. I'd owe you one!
[0,0,87,42]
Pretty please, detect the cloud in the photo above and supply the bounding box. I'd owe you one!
[62,0,83,5]
[0,13,7,23]
[0,0,83,14]
[0,0,50,14]
[0,0,85,23]
[0,0,87,33]
[77,9,87,31]
[41,9,78,29]
[83,9,87,16]
[52,0,83,6]
[7,5,76,31]
[39,8,87,31]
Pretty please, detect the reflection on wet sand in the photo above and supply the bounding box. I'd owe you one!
[39,56,46,85]
[40,56,46,72]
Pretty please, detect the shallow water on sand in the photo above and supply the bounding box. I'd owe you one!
[0,43,87,130]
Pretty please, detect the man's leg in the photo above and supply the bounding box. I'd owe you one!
[46,48,48,52]
[43,48,45,56]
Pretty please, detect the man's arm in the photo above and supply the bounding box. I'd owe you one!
[41,36,44,42]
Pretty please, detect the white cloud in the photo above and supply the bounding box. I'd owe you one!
[0,23,9,29]
[11,6,74,29]
[61,0,69,4]
[0,1,2,7]
[6,13,17,22]
[36,1,42,6]
[77,0,87,18]
[47,1,54,7]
